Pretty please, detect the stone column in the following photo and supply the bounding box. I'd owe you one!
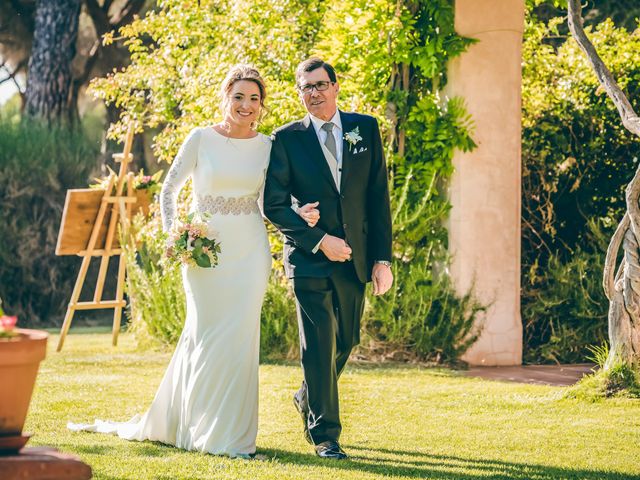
[445,0,525,365]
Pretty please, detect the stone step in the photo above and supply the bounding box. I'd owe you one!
[0,447,92,480]
[461,363,596,386]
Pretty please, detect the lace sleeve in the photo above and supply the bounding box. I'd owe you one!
[160,128,201,232]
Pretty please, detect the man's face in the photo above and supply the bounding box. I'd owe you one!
[297,68,339,121]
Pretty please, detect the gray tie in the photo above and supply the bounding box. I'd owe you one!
[321,122,337,160]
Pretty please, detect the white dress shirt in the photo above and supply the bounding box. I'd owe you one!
[308,111,343,253]
[309,110,343,188]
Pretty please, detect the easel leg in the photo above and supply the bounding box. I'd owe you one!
[57,255,92,352]
[57,305,76,352]
[112,253,127,346]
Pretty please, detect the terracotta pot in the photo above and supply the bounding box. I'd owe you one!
[0,329,48,436]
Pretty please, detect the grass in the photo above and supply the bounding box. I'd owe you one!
[24,331,640,480]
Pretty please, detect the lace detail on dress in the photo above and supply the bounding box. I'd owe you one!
[196,195,259,215]
[160,128,201,232]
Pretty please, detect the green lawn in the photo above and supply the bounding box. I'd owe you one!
[25,331,640,480]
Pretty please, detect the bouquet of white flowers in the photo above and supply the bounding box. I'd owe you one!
[165,213,221,268]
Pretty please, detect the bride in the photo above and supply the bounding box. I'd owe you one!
[69,65,319,458]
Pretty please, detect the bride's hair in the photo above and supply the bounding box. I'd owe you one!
[220,64,268,129]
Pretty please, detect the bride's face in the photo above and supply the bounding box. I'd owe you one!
[224,80,262,128]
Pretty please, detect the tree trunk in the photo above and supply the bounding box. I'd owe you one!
[24,0,81,124]
[567,0,640,368]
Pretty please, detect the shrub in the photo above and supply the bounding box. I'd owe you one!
[123,206,186,347]
[565,343,640,399]
[259,226,299,360]
[0,115,99,327]
[363,171,485,364]
[521,11,640,362]
[522,222,609,364]
[364,252,485,364]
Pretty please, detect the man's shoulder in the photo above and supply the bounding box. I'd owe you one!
[340,111,378,127]
[272,117,307,137]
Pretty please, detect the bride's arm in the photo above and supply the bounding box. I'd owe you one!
[160,128,201,232]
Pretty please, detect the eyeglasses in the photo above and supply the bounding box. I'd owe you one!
[298,81,335,94]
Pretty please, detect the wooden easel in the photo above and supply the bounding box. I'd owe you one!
[56,124,139,352]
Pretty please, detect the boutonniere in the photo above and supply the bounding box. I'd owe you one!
[344,127,363,152]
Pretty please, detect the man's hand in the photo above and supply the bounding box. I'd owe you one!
[319,235,352,262]
[372,263,393,296]
[297,201,320,227]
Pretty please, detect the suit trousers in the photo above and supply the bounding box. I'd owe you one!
[292,261,366,444]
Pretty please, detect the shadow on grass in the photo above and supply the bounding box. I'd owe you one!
[71,442,168,457]
[44,326,114,335]
[260,358,462,375]
[259,446,638,480]
[60,441,638,479]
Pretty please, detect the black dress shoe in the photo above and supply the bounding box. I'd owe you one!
[292,394,313,445]
[315,441,347,460]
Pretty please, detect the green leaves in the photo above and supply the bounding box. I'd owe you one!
[91,0,323,162]
[190,237,212,268]
[104,0,485,362]
[522,11,640,362]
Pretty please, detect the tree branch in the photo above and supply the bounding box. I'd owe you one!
[567,0,640,136]
[73,39,100,89]
[604,212,629,301]
[114,0,145,29]
[83,0,111,37]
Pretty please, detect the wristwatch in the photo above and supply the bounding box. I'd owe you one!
[375,260,392,268]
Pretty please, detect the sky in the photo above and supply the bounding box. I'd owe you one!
[0,55,22,105]
[0,81,18,104]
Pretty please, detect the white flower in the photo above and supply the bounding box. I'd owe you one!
[343,127,362,151]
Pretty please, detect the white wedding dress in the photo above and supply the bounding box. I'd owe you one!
[68,126,272,457]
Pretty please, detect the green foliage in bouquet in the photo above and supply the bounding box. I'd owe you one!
[166,212,221,269]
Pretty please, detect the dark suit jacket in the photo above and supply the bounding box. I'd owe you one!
[264,111,392,284]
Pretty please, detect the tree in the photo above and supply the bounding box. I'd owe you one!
[1,0,147,122]
[0,1,33,95]
[535,0,640,32]
[24,0,81,123]
[567,0,640,370]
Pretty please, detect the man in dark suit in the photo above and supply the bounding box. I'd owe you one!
[264,57,393,460]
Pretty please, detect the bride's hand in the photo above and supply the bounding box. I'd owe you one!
[298,201,320,227]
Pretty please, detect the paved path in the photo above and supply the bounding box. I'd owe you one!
[461,363,596,386]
